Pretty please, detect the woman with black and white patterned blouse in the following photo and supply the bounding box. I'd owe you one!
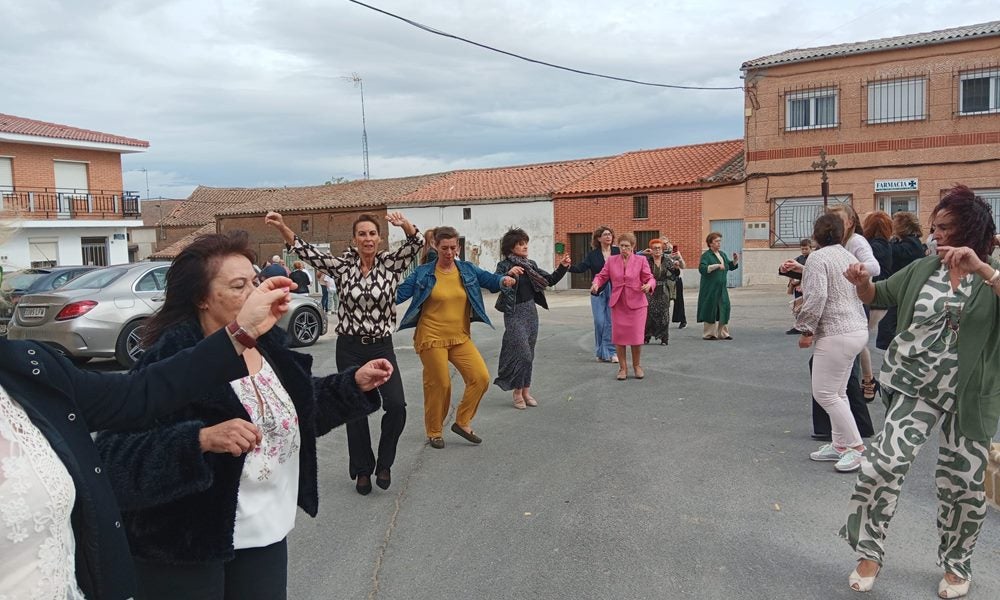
[266,210,423,496]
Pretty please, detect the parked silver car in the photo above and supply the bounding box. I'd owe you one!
[8,262,327,368]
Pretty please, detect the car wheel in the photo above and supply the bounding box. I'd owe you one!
[289,307,321,347]
[115,320,146,369]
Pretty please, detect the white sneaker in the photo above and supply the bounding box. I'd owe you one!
[810,443,844,462]
[835,448,864,472]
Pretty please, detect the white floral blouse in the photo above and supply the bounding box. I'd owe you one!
[0,385,86,600]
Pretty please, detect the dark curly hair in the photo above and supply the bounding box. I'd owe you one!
[501,228,529,256]
[931,184,997,260]
[142,230,256,347]
[591,226,614,249]
[813,214,845,248]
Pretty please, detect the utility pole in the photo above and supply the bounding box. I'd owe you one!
[811,149,837,209]
[343,73,370,180]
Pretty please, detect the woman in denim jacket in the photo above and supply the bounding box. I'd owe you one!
[397,227,515,449]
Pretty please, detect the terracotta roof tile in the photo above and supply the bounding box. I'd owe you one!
[150,224,216,259]
[555,140,744,196]
[163,186,273,227]
[212,174,448,217]
[704,152,745,183]
[0,113,149,148]
[138,199,185,227]
[742,20,1000,70]
[394,158,611,204]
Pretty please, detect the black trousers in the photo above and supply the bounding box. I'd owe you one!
[672,277,687,324]
[809,356,875,438]
[135,538,288,600]
[336,335,406,478]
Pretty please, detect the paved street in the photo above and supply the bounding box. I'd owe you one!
[275,286,999,600]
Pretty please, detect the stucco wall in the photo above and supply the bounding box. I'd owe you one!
[388,200,557,283]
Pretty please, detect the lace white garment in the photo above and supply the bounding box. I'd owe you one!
[0,385,86,600]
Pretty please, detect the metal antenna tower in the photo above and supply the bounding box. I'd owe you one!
[343,73,370,179]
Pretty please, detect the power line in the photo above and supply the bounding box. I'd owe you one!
[346,0,744,91]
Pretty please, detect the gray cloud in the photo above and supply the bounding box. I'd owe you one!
[2,0,996,197]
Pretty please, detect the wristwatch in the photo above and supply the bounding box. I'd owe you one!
[226,321,258,349]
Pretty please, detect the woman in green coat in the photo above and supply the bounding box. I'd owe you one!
[841,185,1000,598]
[696,231,739,340]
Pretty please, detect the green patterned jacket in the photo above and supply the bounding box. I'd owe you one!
[874,254,1000,442]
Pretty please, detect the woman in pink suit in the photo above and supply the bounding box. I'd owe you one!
[591,233,655,381]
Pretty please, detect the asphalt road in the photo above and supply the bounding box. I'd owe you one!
[280,286,1000,600]
[83,286,1000,599]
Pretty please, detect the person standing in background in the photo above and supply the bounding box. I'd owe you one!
[569,226,620,363]
[697,232,739,340]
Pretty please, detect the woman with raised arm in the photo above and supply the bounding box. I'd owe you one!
[0,273,293,600]
[840,185,1000,598]
[265,210,422,496]
[493,227,570,408]
[95,232,390,600]
[397,227,515,448]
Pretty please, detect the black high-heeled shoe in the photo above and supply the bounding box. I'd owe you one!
[375,469,391,490]
[355,474,372,495]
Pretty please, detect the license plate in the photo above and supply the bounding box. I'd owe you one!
[20,307,45,318]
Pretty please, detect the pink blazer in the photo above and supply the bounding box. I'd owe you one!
[593,254,655,309]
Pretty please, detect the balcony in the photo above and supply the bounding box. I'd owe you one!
[0,186,141,220]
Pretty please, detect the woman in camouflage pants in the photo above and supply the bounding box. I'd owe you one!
[841,185,1000,598]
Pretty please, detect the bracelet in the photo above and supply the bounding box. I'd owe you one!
[987,268,1000,288]
[226,321,258,349]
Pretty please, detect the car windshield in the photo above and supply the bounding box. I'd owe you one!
[60,267,128,290]
[2,271,46,292]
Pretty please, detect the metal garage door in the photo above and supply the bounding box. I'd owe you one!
[709,219,743,288]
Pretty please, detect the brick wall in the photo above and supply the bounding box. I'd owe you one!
[554,190,704,287]
[0,141,124,191]
[218,207,387,264]
[741,33,1000,283]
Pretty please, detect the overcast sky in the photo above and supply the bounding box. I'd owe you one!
[2,0,997,199]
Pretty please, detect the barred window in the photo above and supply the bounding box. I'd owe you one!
[867,77,927,124]
[635,230,660,250]
[772,195,850,247]
[959,68,1000,115]
[633,195,648,219]
[785,88,837,131]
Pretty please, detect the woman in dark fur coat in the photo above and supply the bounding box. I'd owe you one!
[95,231,392,600]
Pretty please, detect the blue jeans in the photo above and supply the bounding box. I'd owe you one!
[591,285,614,360]
[321,287,330,312]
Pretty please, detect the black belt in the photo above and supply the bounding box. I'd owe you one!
[340,334,392,345]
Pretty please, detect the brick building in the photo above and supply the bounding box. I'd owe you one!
[213,175,444,268]
[740,20,1000,284]
[552,140,745,289]
[157,186,271,249]
[0,112,147,270]
[388,158,609,282]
